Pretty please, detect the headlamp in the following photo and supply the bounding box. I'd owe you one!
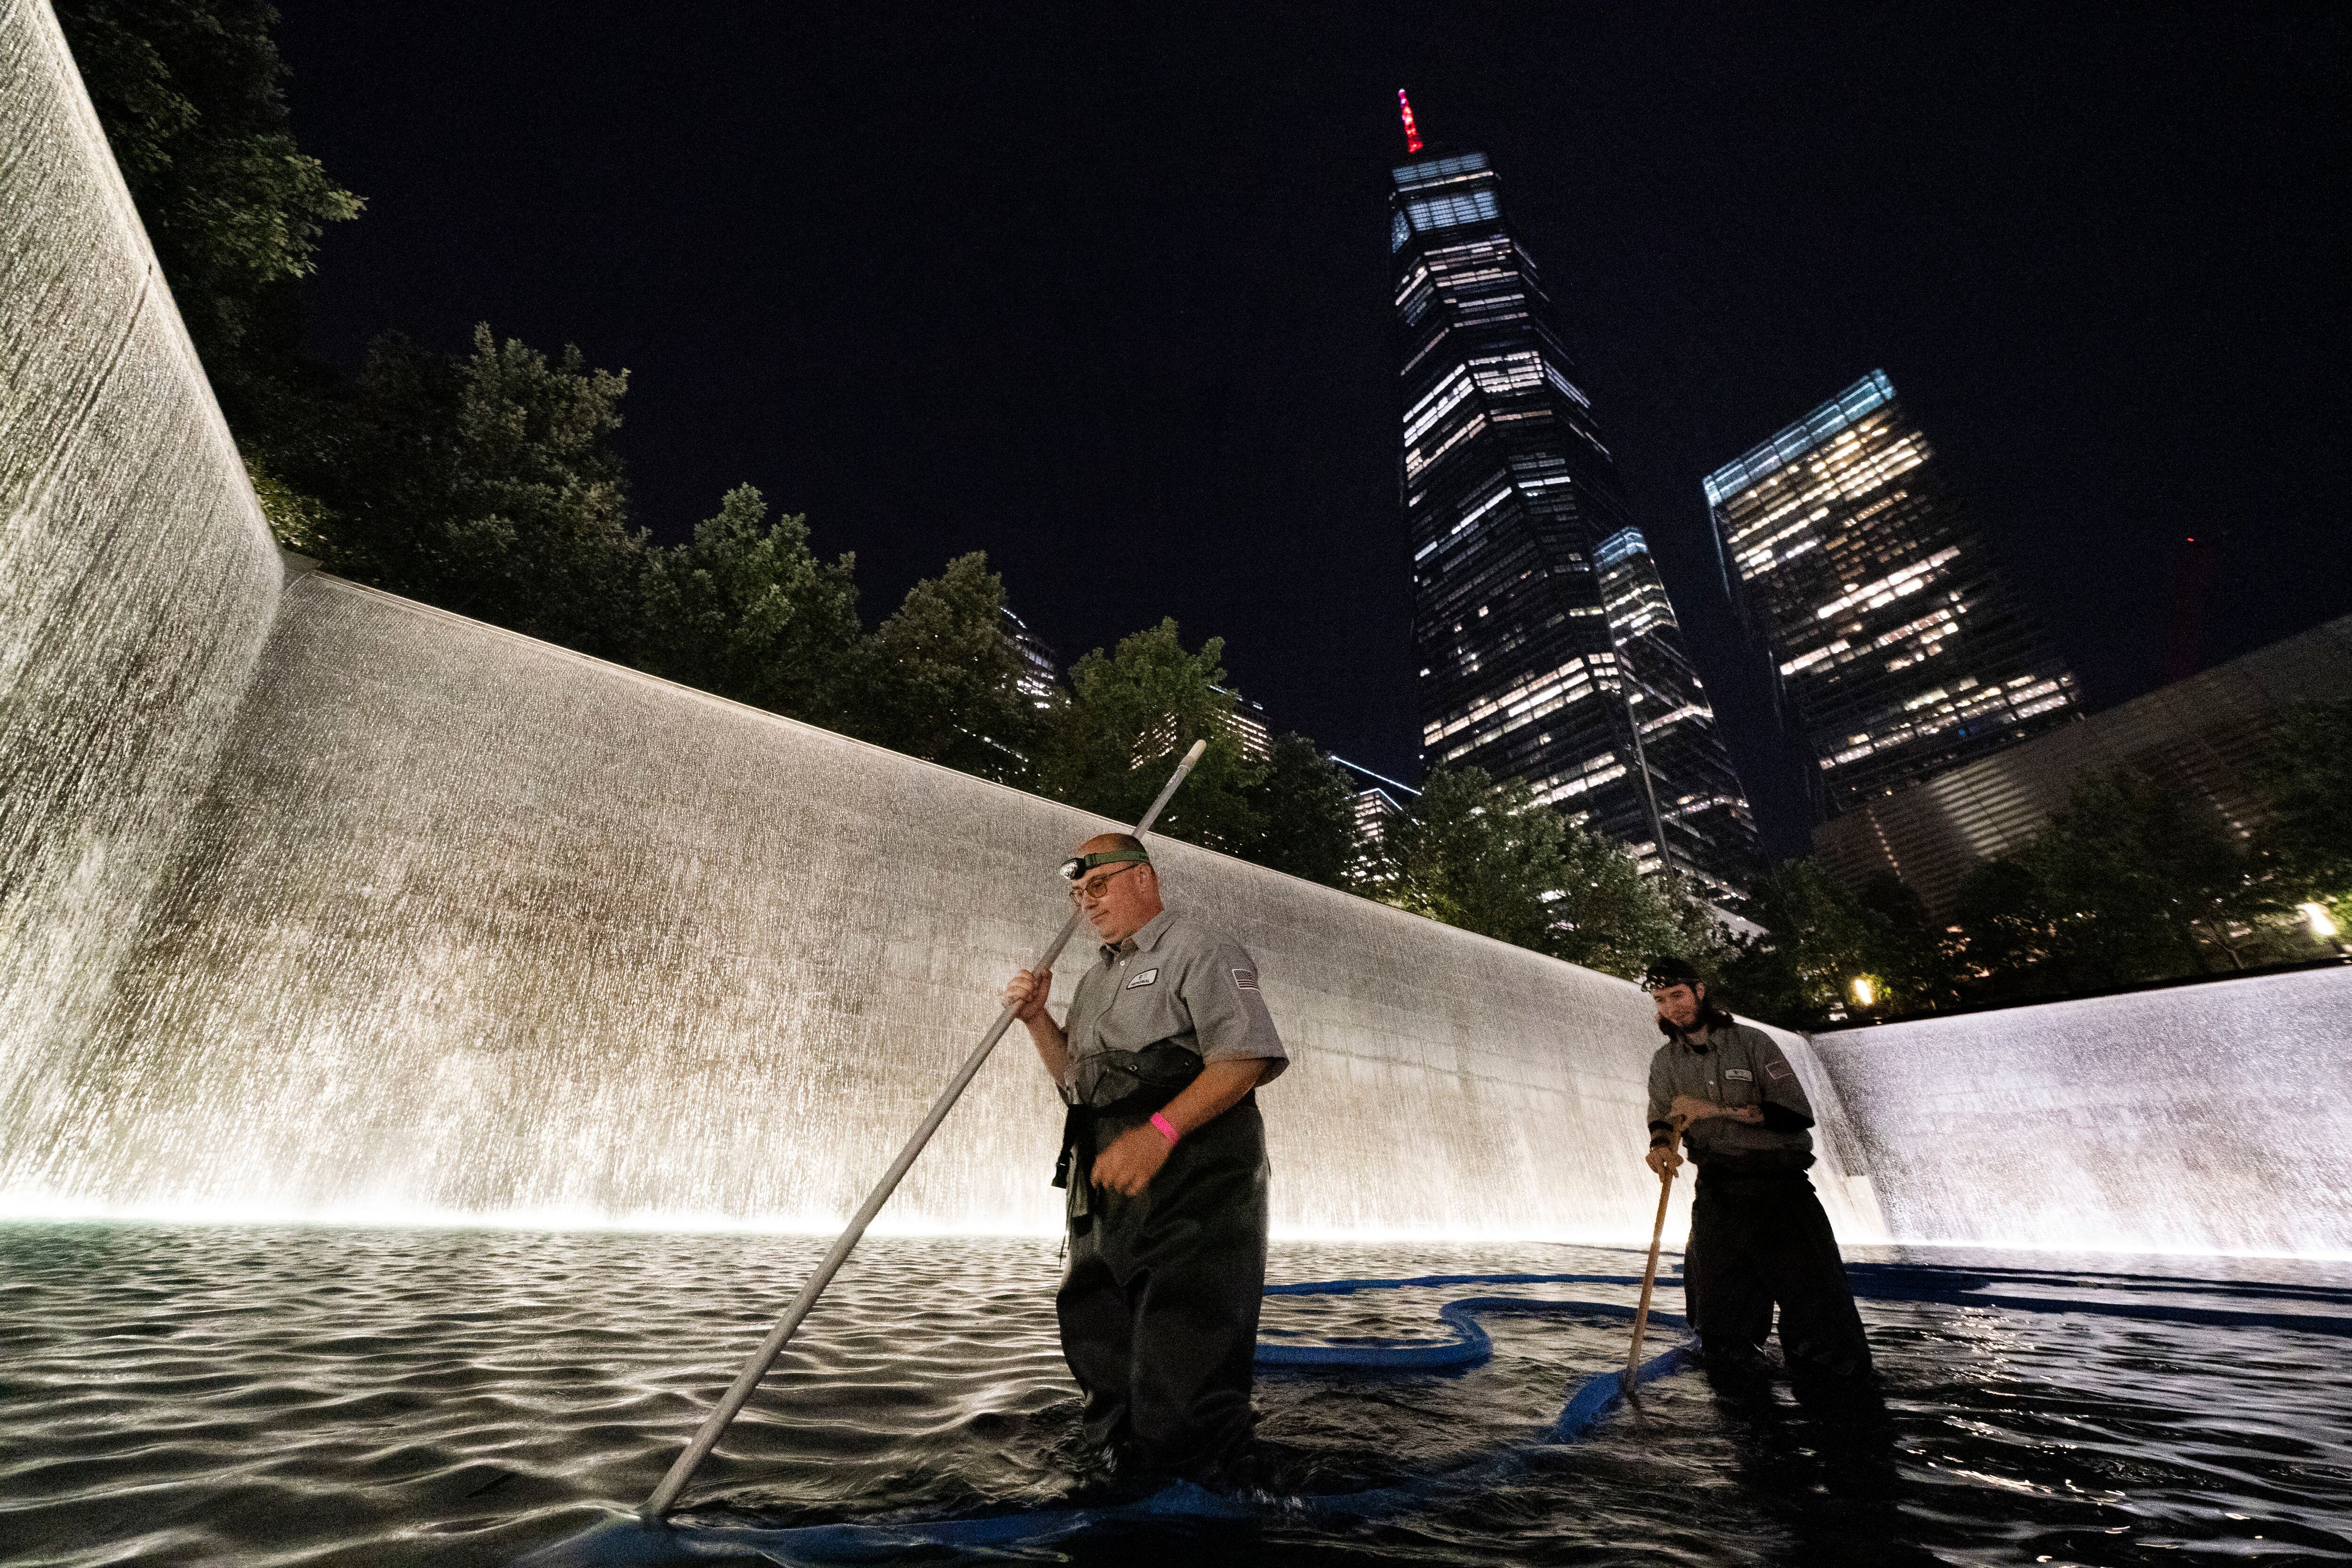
[1058,848,1151,880]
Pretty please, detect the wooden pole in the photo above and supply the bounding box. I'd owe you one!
[1623,1115,1687,1398]
[640,740,1209,1518]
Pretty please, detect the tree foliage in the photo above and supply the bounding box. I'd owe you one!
[1724,860,1950,1029]
[1038,621,1264,853]
[640,484,863,727]
[1245,736,1361,889]
[858,553,1041,783]
[2013,768,2266,980]
[55,0,361,398]
[2250,698,2352,934]
[291,326,644,660]
[1738,731,2350,1029]
[1374,767,1568,954]
[1372,767,1729,981]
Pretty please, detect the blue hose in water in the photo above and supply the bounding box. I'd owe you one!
[519,1261,2352,1566]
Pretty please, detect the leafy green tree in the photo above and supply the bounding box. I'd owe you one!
[1372,766,1732,980]
[56,0,360,400]
[1374,767,1569,955]
[291,325,644,660]
[1721,860,1895,1029]
[2251,699,2352,940]
[2020,767,2273,982]
[858,552,1040,783]
[1948,856,2070,1002]
[1551,824,1725,981]
[639,484,864,725]
[1244,736,1360,889]
[1038,621,1264,852]
[1851,871,1962,1011]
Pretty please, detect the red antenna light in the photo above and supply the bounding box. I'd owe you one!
[1398,89,1423,153]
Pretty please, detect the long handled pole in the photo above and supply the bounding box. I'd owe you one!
[640,740,1210,1519]
[1623,1115,1687,1398]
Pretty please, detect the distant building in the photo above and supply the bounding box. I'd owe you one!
[1592,526,1763,900]
[1133,687,1273,769]
[1814,613,2352,916]
[1389,108,1759,899]
[1706,371,2079,818]
[1333,756,1417,834]
[1000,607,1062,710]
[1217,687,1273,763]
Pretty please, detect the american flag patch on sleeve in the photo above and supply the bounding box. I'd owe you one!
[1231,968,1259,992]
[1765,1059,1794,1082]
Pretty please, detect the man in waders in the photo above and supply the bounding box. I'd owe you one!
[1641,957,1873,1388]
[1002,833,1286,1482]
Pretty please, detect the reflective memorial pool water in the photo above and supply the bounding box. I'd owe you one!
[1,1227,2346,1567]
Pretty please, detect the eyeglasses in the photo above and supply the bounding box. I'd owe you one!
[1068,862,1144,904]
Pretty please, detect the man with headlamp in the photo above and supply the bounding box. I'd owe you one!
[1002,832,1287,1483]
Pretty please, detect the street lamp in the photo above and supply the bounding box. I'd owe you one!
[1849,975,1876,1008]
[2300,902,2341,941]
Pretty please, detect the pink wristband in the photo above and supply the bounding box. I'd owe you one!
[1150,1112,1181,1147]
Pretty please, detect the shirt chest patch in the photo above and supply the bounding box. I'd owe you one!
[1125,968,1159,989]
[1724,1068,1754,1082]
[1231,968,1259,992]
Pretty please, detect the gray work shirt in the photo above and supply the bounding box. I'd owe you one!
[1646,1022,1816,1175]
[1061,909,1288,1105]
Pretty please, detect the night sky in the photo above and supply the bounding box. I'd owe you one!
[272,3,2348,857]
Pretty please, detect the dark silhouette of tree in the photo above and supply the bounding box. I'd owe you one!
[639,484,864,727]
[293,326,644,661]
[1037,621,1265,854]
[1245,736,1361,889]
[859,552,1041,784]
[2251,698,2352,942]
[1374,767,1728,980]
[55,0,360,401]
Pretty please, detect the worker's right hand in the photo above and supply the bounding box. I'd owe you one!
[1645,1142,1683,1179]
[1002,968,1052,1022]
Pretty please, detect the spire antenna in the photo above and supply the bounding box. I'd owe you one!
[1397,89,1423,154]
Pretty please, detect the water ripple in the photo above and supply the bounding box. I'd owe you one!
[0,1226,2347,1566]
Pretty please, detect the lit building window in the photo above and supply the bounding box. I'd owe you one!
[1396,135,1760,897]
[1705,372,2078,816]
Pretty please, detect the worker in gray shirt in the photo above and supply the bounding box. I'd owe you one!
[1642,956,1872,1386]
[1003,832,1287,1482]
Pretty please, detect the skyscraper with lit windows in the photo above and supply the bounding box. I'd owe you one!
[1705,371,2079,816]
[1392,107,1759,896]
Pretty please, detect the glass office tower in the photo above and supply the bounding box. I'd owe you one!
[1393,143,1759,896]
[1705,371,2079,816]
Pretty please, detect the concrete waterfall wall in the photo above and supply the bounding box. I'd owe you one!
[0,0,283,1114]
[1810,965,2352,1257]
[0,570,1883,1241]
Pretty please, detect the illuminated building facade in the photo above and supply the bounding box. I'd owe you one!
[1000,607,1061,710]
[1705,371,2079,816]
[1392,115,1759,895]
[1332,755,1419,881]
[1135,687,1272,768]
